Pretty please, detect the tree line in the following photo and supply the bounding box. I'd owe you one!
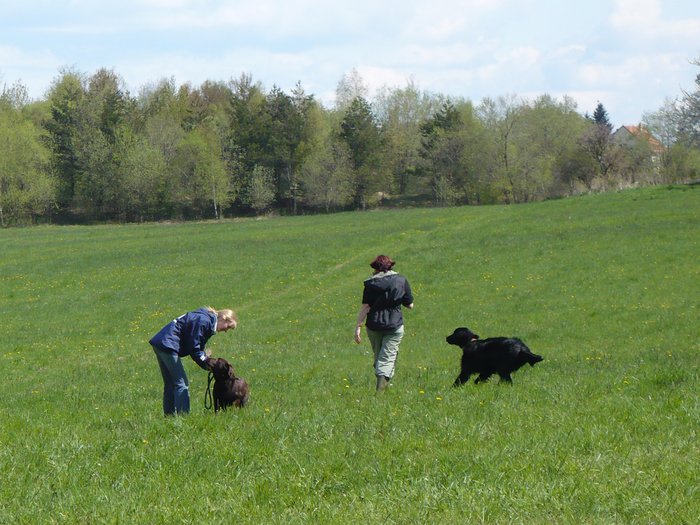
[1,61,699,226]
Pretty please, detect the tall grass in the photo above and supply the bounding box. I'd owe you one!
[1,185,698,524]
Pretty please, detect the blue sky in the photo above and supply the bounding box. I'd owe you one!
[1,0,699,126]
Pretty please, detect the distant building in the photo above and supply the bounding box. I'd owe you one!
[613,125,665,164]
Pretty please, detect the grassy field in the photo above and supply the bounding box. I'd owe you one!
[1,185,698,524]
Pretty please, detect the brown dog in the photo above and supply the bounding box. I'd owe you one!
[208,357,250,410]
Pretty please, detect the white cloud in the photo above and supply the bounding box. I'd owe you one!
[129,0,193,7]
[549,44,587,62]
[2,0,698,123]
[152,4,275,30]
[356,66,413,95]
[27,24,116,35]
[611,0,700,43]
[610,0,662,30]
[401,0,505,42]
[137,0,367,35]
[575,58,648,90]
[0,45,59,69]
[507,46,541,69]
[562,89,614,116]
[394,41,492,68]
[409,15,470,42]
[0,46,64,98]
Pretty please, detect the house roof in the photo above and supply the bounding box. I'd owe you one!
[615,125,665,154]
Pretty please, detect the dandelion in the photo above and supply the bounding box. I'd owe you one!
[436,396,442,401]
[419,390,425,394]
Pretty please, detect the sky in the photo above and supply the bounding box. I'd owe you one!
[1,0,699,127]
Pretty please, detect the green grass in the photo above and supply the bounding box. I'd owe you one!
[1,185,698,524]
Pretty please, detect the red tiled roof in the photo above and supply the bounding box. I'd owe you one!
[620,125,665,154]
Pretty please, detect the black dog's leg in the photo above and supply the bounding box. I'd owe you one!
[474,373,492,384]
[452,372,471,387]
[498,373,513,384]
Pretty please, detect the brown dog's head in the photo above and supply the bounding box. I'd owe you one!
[209,357,236,380]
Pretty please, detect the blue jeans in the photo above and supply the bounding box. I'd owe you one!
[153,347,190,415]
[367,325,404,379]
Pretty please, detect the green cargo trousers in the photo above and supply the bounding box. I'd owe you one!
[367,325,405,379]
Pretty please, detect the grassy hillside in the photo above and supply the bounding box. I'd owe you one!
[1,185,698,524]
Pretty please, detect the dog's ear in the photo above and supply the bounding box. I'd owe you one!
[460,327,478,341]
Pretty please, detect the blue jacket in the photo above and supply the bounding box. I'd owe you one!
[149,308,215,370]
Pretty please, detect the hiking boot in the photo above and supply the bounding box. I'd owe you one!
[376,375,390,392]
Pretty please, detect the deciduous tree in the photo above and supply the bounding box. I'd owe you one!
[580,102,620,187]
[46,68,86,211]
[0,91,54,224]
[299,137,354,211]
[375,82,441,195]
[477,95,524,203]
[676,57,700,148]
[242,165,275,214]
[339,96,387,208]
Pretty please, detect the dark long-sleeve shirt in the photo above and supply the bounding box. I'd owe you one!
[362,271,413,331]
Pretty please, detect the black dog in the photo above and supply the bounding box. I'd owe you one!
[446,327,543,387]
[208,357,250,410]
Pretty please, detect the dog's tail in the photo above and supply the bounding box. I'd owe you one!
[526,353,543,366]
[232,378,250,408]
[515,340,543,366]
[235,393,250,408]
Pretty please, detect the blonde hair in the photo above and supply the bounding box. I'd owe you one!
[206,306,238,323]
